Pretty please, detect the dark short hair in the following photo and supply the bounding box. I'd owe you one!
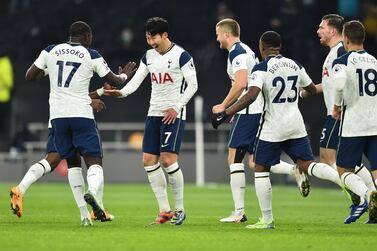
[69,21,91,37]
[322,14,344,34]
[343,20,365,45]
[216,18,240,37]
[145,17,169,36]
[260,31,281,48]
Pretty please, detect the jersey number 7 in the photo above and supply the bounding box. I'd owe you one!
[56,60,81,87]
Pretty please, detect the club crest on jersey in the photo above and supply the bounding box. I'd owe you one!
[168,59,172,68]
[322,67,329,77]
[151,72,173,84]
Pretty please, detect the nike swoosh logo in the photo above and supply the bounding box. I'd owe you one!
[216,116,223,121]
[161,144,169,147]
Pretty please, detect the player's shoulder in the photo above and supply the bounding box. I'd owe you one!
[335,43,347,58]
[229,42,248,64]
[252,56,272,73]
[332,51,352,67]
[85,47,103,59]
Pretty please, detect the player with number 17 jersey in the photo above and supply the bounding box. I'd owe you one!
[34,42,110,121]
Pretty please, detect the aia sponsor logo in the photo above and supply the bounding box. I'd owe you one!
[151,72,173,84]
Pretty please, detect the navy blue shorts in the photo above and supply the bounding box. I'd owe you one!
[254,136,314,167]
[228,113,261,154]
[143,116,186,155]
[320,115,340,149]
[337,136,377,170]
[51,118,103,159]
[46,128,57,154]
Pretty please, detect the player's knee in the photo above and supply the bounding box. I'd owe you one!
[143,154,158,166]
[160,153,176,167]
[248,161,256,170]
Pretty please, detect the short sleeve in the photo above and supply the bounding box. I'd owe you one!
[33,50,49,70]
[331,63,347,81]
[231,54,248,73]
[181,55,196,77]
[250,70,265,89]
[298,67,312,88]
[92,57,111,78]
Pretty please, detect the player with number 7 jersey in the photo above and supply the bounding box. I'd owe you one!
[105,17,198,225]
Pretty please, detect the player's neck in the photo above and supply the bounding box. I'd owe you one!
[327,37,342,48]
[264,51,280,59]
[347,44,364,52]
[157,40,173,55]
[227,38,240,51]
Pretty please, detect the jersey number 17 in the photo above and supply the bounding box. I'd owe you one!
[56,60,81,87]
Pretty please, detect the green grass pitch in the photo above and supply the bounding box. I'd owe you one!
[0,183,376,251]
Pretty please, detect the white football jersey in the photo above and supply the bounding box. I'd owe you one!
[332,50,377,137]
[132,44,197,120]
[250,55,313,142]
[227,42,263,114]
[322,42,347,115]
[33,42,110,120]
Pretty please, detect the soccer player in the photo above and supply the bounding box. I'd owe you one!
[331,20,377,223]
[23,21,135,226]
[212,31,344,229]
[104,17,198,225]
[212,19,307,223]
[310,14,376,223]
[10,97,114,222]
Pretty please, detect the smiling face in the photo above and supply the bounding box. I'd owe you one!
[317,19,334,46]
[216,26,228,50]
[146,32,168,53]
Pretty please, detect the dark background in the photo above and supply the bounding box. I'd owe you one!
[1,0,377,154]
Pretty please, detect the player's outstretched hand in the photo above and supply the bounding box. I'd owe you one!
[90,99,106,112]
[162,108,178,125]
[119,62,137,80]
[104,89,123,97]
[211,111,229,129]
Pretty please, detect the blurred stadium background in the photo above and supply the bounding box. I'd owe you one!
[1,0,377,184]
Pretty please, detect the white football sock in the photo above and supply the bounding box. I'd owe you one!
[87,164,104,197]
[270,160,295,175]
[165,162,184,211]
[18,159,51,194]
[145,163,170,212]
[331,163,338,170]
[229,163,245,213]
[341,172,369,203]
[355,164,376,192]
[97,180,104,209]
[68,167,89,220]
[255,172,273,223]
[308,162,342,186]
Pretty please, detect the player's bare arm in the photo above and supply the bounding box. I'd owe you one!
[302,82,319,96]
[102,61,137,86]
[25,64,47,81]
[226,86,260,116]
[300,83,323,98]
[212,69,248,113]
[332,105,341,120]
